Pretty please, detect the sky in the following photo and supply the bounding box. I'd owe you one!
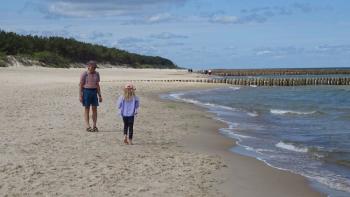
[1,0,350,69]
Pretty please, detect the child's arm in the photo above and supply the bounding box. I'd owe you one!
[117,96,123,116]
[134,97,140,115]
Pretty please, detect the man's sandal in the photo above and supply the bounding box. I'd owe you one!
[86,127,93,132]
[92,127,99,132]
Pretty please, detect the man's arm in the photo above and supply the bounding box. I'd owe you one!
[79,82,84,102]
[97,83,102,102]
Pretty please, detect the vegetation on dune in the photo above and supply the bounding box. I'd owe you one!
[0,52,7,67]
[0,30,178,68]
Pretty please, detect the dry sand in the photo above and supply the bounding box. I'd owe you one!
[0,67,325,196]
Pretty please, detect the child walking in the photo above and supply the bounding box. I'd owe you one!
[117,83,139,145]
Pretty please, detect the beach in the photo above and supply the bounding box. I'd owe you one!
[0,67,325,196]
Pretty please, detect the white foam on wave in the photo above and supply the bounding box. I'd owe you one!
[213,117,236,127]
[276,141,308,153]
[255,157,350,194]
[211,103,236,111]
[186,99,236,111]
[229,86,241,91]
[309,174,350,193]
[169,93,203,105]
[169,91,237,112]
[224,131,253,140]
[168,89,350,195]
[270,109,317,115]
[168,93,184,100]
[247,111,259,117]
[256,148,276,153]
[181,98,201,105]
[168,87,246,115]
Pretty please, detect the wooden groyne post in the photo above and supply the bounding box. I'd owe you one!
[222,77,350,86]
[211,69,350,76]
[112,77,350,86]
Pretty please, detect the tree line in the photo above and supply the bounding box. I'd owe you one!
[0,30,178,68]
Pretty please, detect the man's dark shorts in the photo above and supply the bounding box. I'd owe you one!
[82,88,99,107]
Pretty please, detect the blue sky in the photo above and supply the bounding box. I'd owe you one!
[1,0,350,69]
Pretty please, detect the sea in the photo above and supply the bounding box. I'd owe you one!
[165,85,350,197]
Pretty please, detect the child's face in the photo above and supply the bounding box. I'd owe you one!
[124,88,134,93]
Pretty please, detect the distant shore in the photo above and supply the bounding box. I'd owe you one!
[0,67,324,196]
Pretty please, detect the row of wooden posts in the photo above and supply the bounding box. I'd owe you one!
[119,77,350,86]
[212,69,350,76]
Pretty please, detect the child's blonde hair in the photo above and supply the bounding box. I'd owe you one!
[123,83,136,101]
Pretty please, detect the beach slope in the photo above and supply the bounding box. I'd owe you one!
[0,67,324,196]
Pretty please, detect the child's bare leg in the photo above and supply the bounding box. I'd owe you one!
[124,135,128,144]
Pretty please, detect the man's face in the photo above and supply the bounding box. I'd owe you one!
[88,65,96,72]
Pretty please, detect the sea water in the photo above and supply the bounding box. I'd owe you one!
[166,86,350,197]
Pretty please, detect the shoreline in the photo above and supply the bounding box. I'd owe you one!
[160,88,326,197]
[0,67,326,196]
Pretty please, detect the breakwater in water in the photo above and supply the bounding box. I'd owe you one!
[111,77,350,86]
[211,68,350,76]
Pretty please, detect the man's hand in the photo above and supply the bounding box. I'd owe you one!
[99,96,103,102]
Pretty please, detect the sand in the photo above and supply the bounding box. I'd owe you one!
[0,66,325,196]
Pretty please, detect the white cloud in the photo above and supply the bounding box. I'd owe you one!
[146,13,172,23]
[254,47,304,57]
[207,3,321,25]
[15,29,116,48]
[256,50,273,56]
[36,0,187,18]
[254,44,350,59]
[210,14,239,24]
[118,37,147,45]
[314,44,350,54]
[16,29,77,38]
[150,32,188,39]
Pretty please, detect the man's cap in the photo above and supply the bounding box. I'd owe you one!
[86,60,97,67]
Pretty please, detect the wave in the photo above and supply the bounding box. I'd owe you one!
[307,172,350,193]
[256,148,276,153]
[308,148,350,168]
[247,111,259,117]
[220,128,254,140]
[276,143,350,169]
[168,88,350,195]
[270,109,317,115]
[229,86,241,91]
[169,93,237,112]
[275,141,309,153]
[168,92,184,100]
[181,98,202,105]
[273,142,350,193]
